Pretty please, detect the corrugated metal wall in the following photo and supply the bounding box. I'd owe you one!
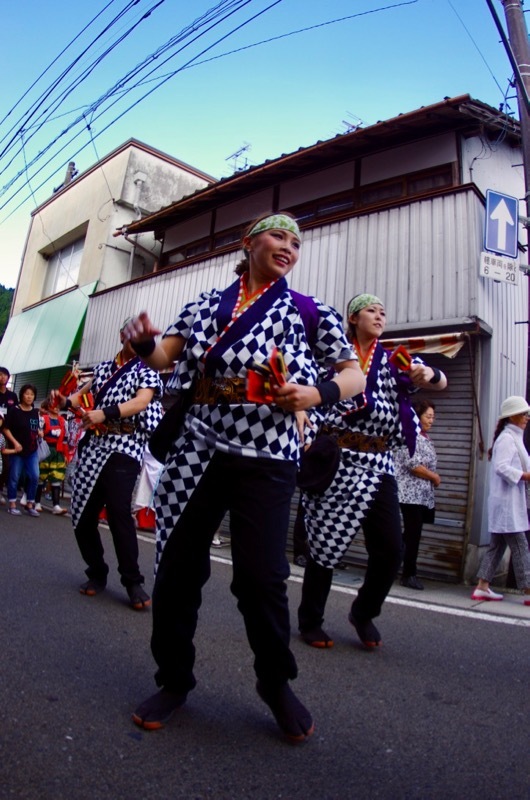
[81,188,487,364]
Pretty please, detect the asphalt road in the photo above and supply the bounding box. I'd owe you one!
[1,510,529,800]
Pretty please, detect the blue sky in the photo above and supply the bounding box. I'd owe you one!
[0,0,520,287]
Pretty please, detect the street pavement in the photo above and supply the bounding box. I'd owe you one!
[1,506,529,800]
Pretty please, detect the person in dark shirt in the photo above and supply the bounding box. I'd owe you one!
[0,367,18,503]
[4,383,41,516]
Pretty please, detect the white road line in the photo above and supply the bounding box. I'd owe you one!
[138,540,530,628]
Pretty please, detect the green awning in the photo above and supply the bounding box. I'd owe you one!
[0,283,97,374]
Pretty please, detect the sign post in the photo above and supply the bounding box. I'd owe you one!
[484,190,519,258]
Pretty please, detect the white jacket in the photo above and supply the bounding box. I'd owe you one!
[488,424,529,534]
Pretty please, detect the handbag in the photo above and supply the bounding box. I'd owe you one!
[297,433,341,494]
[37,437,51,462]
[149,387,194,464]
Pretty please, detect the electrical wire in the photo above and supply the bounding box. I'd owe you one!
[445,0,506,99]
[0,0,254,181]
[1,0,419,222]
[0,0,121,130]
[0,0,266,208]
[0,1,167,166]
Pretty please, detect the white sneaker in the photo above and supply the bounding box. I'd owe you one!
[211,536,229,548]
[52,505,67,515]
[35,503,43,513]
[471,587,504,601]
[0,495,6,506]
[20,493,27,507]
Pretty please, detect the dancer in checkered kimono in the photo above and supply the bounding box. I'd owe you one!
[298,294,447,650]
[52,321,163,610]
[123,213,366,742]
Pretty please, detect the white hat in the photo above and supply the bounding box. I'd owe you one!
[499,395,530,419]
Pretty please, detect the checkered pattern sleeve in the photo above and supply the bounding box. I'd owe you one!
[311,298,356,367]
[163,291,219,341]
[136,362,163,396]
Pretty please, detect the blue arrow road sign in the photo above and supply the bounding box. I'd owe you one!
[484,190,518,258]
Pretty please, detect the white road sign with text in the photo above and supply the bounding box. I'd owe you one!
[479,251,518,285]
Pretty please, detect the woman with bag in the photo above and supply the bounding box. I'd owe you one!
[34,400,68,515]
[472,395,530,604]
[298,294,447,650]
[123,212,366,741]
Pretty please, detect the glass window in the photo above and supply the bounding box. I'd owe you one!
[44,238,84,296]
[408,170,452,194]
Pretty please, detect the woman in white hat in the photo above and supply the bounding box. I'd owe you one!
[472,395,530,604]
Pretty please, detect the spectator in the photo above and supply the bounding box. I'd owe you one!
[394,399,441,590]
[0,415,16,477]
[472,395,530,605]
[34,400,68,515]
[0,367,18,504]
[4,384,41,516]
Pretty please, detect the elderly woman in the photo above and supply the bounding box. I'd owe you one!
[124,212,366,741]
[472,395,530,605]
[394,399,441,590]
[298,293,447,650]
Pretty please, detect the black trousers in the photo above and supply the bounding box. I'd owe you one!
[74,452,142,587]
[293,496,309,559]
[298,474,403,630]
[400,503,425,578]
[151,451,298,694]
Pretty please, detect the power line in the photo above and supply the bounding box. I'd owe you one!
[0,0,258,203]
[0,0,121,130]
[0,1,167,166]
[445,0,506,99]
[0,0,419,222]
[0,0,280,219]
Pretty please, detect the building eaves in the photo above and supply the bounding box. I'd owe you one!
[122,94,522,237]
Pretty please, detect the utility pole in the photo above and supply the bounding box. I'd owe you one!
[487,0,530,216]
[501,0,530,218]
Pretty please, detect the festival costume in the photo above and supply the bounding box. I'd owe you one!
[298,340,421,630]
[71,355,163,588]
[39,414,68,484]
[151,275,353,693]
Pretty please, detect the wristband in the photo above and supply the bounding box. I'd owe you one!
[131,338,156,357]
[429,367,442,385]
[102,404,121,421]
[317,380,341,406]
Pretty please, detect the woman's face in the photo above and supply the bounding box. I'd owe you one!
[21,389,35,406]
[350,303,386,341]
[420,406,435,433]
[509,411,529,430]
[244,229,301,285]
